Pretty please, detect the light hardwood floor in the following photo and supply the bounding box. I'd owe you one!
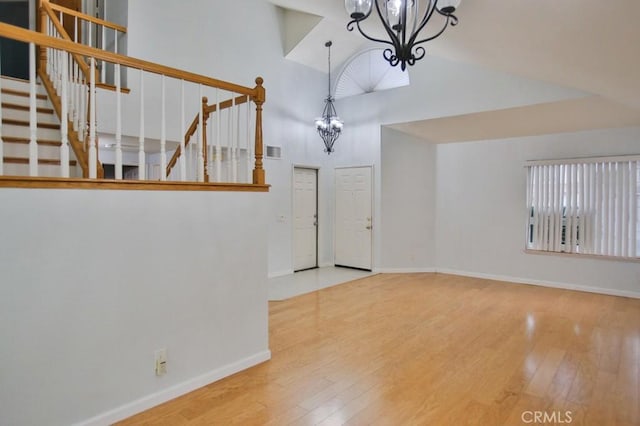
[118,273,640,425]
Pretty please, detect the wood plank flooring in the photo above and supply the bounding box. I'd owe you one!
[118,273,640,425]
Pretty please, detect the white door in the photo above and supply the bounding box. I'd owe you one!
[293,167,318,271]
[335,166,372,270]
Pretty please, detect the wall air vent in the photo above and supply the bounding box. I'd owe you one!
[266,145,282,159]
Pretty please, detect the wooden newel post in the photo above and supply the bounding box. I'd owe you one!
[201,96,209,182]
[252,77,265,185]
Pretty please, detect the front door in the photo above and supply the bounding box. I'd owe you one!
[293,167,318,272]
[335,166,373,271]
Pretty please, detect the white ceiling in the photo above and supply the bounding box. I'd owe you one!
[268,0,640,142]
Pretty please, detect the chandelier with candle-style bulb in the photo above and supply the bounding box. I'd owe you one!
[345,0,461,70]
[315,41,343,154]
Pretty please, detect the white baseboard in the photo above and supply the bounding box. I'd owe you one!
[375,267,436,273]
[74,350,272,426]
[268,269,293,279]
[435,268,640,299]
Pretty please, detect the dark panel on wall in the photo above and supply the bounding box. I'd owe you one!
[0,2,30,80]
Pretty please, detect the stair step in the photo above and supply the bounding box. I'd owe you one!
[2,124,62,141]
[2,108,60,125]
[3,137,66,158]
[2,102,54,114]
[0,93,50,109]
[1,76,46,94]
[2,118,60,130]
[1,88,48,100]
[2,136,62,147]
[3,157,77,166]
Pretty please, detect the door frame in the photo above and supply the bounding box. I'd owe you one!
[334,165,374,271]
[292,165,320,272]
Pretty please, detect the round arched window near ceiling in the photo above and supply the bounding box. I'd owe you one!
[334,48,410,100]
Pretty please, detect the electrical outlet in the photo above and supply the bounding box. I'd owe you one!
[155,349,167,376]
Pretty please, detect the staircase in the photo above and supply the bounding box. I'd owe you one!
[1,76,79,177]
[0,16,267,187]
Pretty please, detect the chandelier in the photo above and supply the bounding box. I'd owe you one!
[345,0,461,70]
[314,41,343,154]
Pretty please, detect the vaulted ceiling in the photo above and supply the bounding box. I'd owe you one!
[269,0,640,142]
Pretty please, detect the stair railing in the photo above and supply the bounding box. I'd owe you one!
[0,22,266,186]
[39,0,94,177]
[166,93,258,183]
[42,0,127,87]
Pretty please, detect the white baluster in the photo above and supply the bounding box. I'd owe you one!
[215,89,221,182]
[60,53,70,178]
[208,110,215,179]
[114,32,119,90]
[88,21,92,47]
[138,70,146,180]
[101,25,106,84]
[160,75,167,181]
[246,100,252,183]
[79,70,87,140]
[197,85,204,182]
[74,16,78,42]
[29,43,38,177]
[187,139,194,181]
[232,96,238,183]
[88,58,97,179]
[179,80,186,181]
[115,63,122,179]
[0,50,3,175]
[72,61,79,131]
[226,103,231,182]
[55,47,61,93]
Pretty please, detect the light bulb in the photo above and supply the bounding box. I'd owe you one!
[345,0,373,19]
[437,0,461,15]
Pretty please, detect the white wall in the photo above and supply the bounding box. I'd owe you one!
[335,53,590,271]
[93,0,329,276]
[96,0,593,277]
[380,127,437,271]
[0,189,269,426]
[435,127,640,296]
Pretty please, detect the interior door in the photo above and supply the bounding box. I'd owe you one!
[293,167,318,271]
[335,166,373,270]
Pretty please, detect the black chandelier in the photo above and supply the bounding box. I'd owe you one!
[314,41,343,154]
[345,0,461,70]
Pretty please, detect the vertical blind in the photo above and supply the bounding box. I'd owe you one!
[526,157,640,258]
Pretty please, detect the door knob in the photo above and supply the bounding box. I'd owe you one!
[366,225,372,230]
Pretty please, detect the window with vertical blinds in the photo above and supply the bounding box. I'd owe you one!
[526,156,640,259]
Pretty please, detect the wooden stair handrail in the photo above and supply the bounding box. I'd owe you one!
[41,2,91,82]
[0,21,266,185]
[45,1,127,34]
[165,94,252,179]
[204,94,251,114]
[39,4,102,178]
[38,68,105,178]
[0,23,258,97]
[43,2,130,93]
